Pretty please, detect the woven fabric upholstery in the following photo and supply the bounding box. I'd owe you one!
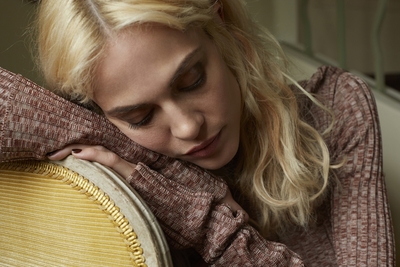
[0,157,173,267]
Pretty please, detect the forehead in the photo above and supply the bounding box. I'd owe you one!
[93,25,208,109]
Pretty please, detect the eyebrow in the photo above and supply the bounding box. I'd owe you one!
[105,46,203,117]
[169,46,202,87]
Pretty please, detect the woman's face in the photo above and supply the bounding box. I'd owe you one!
[94,25,241,170]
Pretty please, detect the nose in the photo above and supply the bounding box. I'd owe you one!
[168,104,204,140]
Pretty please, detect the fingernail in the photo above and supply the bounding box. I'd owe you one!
[72,149,82,154]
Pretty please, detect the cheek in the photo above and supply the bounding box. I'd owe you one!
[107,118,172,155]
[124,129,171,154]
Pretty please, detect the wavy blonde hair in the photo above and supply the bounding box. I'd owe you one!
[36,0,333,235]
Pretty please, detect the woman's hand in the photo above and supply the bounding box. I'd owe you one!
[48,145,248,221]
[47,145,136,179]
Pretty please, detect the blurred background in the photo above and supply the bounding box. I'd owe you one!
[0,0,399,264]
[0,1,41,84]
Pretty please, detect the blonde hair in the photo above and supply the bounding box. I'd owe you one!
[36,0,333,235]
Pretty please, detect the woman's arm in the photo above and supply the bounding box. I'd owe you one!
[308,66,395,266]
[0,67,157,165]
[127,162,305,266]
[330,71,394,266]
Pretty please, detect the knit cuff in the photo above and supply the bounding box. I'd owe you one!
[195,204,304,266]
[198,204,247,263]
[211,225,305,267]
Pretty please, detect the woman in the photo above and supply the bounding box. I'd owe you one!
[0,0,394,266]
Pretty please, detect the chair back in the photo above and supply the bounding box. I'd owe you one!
[0,156,173,267]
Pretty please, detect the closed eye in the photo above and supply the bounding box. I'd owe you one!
[127,110,154,130]
[178,62,207,92]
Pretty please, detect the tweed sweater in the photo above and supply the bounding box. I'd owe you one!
[0,66,395,266]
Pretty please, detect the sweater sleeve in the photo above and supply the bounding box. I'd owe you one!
[0,67,159,165]
[127,163,306,266]
[307,66,395,266]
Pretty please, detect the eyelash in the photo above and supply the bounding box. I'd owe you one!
[128,63,207,130]
[128,111,153,130]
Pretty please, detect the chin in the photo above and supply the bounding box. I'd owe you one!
[195,153,236,171]
[201,162,226,171]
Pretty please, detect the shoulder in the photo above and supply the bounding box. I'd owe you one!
[301,66,380,162]
[304,65,375,111]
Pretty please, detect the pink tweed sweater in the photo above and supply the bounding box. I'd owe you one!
[0,66,395,266]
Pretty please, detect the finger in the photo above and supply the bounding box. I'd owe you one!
[47,145,136,178]
[46,145,84,161]
[46,144,102,160]
[70,146,136,179]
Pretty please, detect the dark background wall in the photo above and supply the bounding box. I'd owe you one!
[0,1,41,84]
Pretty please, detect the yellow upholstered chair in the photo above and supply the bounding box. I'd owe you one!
[0,156,174,267]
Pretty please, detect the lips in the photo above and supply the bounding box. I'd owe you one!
[185,132,220,157]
